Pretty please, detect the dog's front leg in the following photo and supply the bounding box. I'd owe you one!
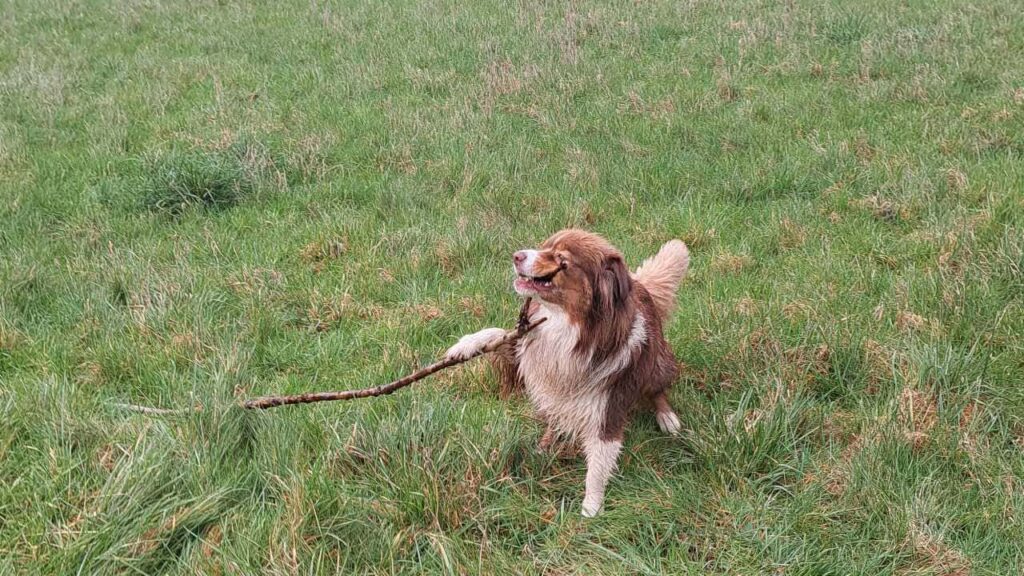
[444,328,508,361]
[580,436,622,517]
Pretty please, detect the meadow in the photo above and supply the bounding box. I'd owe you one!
[1,0,1023,573]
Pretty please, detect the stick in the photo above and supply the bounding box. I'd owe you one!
[242,299,544,410]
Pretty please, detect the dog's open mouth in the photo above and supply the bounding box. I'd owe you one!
[515,270,558,292]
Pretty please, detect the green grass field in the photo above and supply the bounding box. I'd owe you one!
[2,0,1023,573]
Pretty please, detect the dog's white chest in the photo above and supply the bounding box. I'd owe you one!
[517,306,649,439]
[518,308,606,437]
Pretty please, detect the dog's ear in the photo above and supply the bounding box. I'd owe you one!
[598,253,632,310]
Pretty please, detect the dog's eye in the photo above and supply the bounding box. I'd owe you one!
[557,255,568,269]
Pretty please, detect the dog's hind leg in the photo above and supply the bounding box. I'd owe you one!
[651,392,682,435]
[537,423,557,453]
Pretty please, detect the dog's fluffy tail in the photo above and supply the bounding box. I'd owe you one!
[634,240,689,318]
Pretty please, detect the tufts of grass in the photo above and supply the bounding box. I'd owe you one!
[824,11,870,45]
[140,138,300,216]
[141,147,254,215]
[686,384,817,489]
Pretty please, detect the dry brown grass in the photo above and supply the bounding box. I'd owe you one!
[863,339,906,391]
[898,387,939,451]
[823,434,865,496]
[902,519,971,576]
[733,297,758,317]
[711,252,754,275]
[458,296,486,319]
[782,299,815,321]
[169,331,210,364]
[945,168,968,192]
[850,194,911,222]
[0,325,23,352]
[779,217,808,250]
[676,227,718,253]
[896,310,942,336]
[227,267,284,296]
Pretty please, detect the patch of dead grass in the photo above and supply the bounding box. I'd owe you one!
[434,240,459,276]
[298,292,359,332]
[483,59,527,96]
[863,339,907,391]
[945,168,968,192]
[620,91,677,121]
[853,135,876,164]
[168,331,210,364]
[680,226,718,249]
[957,401,989,464]
[730,326,831,390]
[782,299,815,321]
[376,144,417,175]
[850,194,911,222]
[76,361,103,386]
[896,311,928,332]
[714,61,739,103]
[410,304,444,322]
[300,238,346,272]
[897,386,938,451]
[478,57,541,115]
[458,296,486,319]
[823,433,866,496]
[896,310,942,336]
[227,268,284,296]
[711,252,753,275]
[734,297,758,317]
[0,325,24,352]
[937,231,969,277]
[738,327,782,359]
[902,520,971,576]
[779,218,807,250]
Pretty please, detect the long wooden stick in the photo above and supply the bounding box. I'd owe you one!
[242,299,543,410]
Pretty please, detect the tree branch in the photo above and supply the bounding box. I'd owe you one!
[242,298,543,410]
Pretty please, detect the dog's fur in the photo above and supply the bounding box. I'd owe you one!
[446,229,689,516]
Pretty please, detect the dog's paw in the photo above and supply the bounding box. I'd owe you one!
[656,410,682,435]
[581,500,602,518]
[445,328,507,361]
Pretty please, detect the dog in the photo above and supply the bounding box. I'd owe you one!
[445,229,689,517]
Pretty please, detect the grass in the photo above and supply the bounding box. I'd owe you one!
[1,0,1022,573]
[140,140,272,216]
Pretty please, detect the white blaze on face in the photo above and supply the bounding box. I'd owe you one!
[516,249,539,276]
[513,249,548,297]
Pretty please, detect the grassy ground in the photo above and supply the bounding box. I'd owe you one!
[1,0,1023,573]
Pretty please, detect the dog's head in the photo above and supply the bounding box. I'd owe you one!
[512,229,632,319]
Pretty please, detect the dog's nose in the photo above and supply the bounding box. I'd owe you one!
[513,251,527,265]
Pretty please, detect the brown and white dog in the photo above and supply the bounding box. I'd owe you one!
[445,229,690,517]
